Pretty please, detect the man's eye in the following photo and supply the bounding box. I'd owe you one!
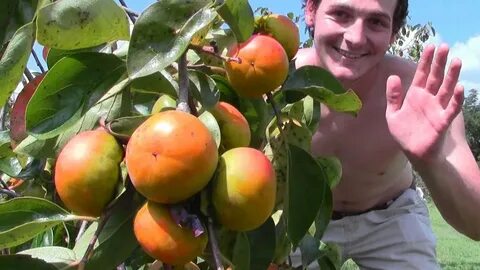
[369,18,388,28]
[333,10,350,20]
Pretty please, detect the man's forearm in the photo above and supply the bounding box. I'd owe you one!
[413,155,480,241]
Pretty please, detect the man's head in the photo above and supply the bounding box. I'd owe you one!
[301,0,409,83]
[303,0,408,37]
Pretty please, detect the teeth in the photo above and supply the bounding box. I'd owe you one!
[335,48,366,59]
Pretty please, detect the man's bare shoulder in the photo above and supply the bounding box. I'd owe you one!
[294,48,318,68]
[383,54,418,87]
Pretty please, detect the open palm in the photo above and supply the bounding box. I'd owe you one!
[385,44,464,162]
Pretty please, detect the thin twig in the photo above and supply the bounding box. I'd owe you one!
[177,52,191,114]
[0,179,9,189]
[31,49,46,73]
[77,212,112,270]
[75,220,89,243]
[266,92,285,132]
[189,44,241,64]
[24,68,34,82]
[118,0,137,23]
[207,217,224,270]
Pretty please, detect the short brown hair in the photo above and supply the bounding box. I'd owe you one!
[303,0,409,36]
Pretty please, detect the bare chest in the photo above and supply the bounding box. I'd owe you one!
[311,104,405,177]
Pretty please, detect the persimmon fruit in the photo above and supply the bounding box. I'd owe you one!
[125,110,218,203]
[134,202,208,266]
[54,129,123,217]
[224,34,289,98]
[255,14,300,60]
[212,147,276,231]
[211,101,251,151]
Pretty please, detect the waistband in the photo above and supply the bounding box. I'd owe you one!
[331,180,416,220]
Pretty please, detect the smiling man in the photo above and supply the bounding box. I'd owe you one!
[293,0,480,269]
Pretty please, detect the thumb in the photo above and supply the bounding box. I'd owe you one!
[386,75,405,115]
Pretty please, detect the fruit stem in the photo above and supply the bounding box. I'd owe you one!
[266,92,285,134]
[77,211,112,270]
[189,44,241,64]
[31,49,46,73]
[177,52,191,114]
[118,0,137,23]
[207,217,225,270]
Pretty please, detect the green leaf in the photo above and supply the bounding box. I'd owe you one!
[232,232,250,270]
[198,111,221,149]
[0,156,22,176]
[302,96,321,133]
[313,186,332,241]
[36,0,129,50]
[0,22,34,108]
[284,87,362,116]
[316,157,342,189]
[217,0,254,42]
[0,131,13,158]
[29,228,54,248]
[25,52,125,139]
[0,255,58,270]
[299,234,321,267]
[281,66,362,115]
[74,189,144,270]
[107,115,149,142]
[127,0,217,79]
[130,71,178,98]
[287,144,329,246]
[0,0,38,47]
[247,217,276,270]
[188,70,220,110]
[238,98,270,148]
[0,197,89,248]
[18,246,77,268]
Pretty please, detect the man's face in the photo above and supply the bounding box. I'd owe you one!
[305,0,396,82]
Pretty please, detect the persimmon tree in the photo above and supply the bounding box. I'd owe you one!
[0,0,362,269]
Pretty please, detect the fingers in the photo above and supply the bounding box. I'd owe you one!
[437,58,462,107]
[411,44,435,88]
[425,44,450,94]
[444,83,464,123]
[386,75,404,115]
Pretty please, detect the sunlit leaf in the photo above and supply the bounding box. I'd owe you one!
[217,0,254,42]
[127,0,217,79]
[36,0,129,50]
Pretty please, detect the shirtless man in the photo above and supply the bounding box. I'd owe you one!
[293,0,480,268]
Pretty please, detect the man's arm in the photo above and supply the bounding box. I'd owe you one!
[413,112,480,240]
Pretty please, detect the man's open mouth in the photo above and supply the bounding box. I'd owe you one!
[333,47,368,59]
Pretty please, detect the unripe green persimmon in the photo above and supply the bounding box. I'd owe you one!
[225,34,289,98]
[55,129,123,217]
[151,94,176,114]
[211,101,251,150]
[212,147,276,231]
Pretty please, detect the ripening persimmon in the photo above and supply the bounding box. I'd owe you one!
[125,110,218,203]
[225,34,289,98]
[134,202,208,266]
[255,14,300,60]
[212,147,276,231]
[211,101,251,151]
[55,129,123,217]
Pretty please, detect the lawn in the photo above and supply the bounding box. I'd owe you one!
[340,202,480,270]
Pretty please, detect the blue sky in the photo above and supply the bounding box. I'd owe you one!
[28,0,480,91]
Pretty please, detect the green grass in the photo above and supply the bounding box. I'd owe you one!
[428,202,480,270]
[340,203,480,270]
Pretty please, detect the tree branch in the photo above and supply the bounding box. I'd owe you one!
[176,52,191,114]
[77,211,112,270]
[31,49,46,73]
[24,68,34,82]
[0,188,19,198]
[207,217,224,270]
[118,0,137,24]
[189,44,241,64]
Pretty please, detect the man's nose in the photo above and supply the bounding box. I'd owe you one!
[344,19,367,47]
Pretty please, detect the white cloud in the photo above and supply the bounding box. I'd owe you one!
[449,35,480,73]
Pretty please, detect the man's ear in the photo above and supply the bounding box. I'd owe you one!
[304,0,317,28]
